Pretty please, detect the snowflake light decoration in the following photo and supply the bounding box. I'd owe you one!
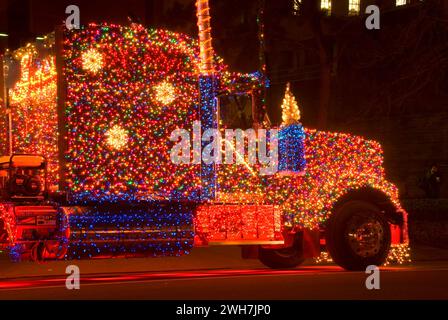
[106,125,128,150]
[154,81,177,105]
[82,48,103,73]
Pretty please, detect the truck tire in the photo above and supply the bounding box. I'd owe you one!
[325,200,391,271]
[259,236,305,269]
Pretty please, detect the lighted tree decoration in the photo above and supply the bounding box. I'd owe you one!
[281,82,301,126]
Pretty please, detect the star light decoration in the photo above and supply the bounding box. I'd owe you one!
[82,48,103,73]
[106,125,129,150]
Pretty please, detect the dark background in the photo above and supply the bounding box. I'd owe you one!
[0,0,447,198]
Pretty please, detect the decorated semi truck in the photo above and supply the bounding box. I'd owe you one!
[0,1,409,270]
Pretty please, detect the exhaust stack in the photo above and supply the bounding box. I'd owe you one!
[196,0,214,75]
[195,0,217,200]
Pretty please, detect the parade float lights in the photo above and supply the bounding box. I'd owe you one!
[62,22,406,225]
[169,120,279,176]
[6,41,59,190]
[0,22,409,263]
[63,23,266,203]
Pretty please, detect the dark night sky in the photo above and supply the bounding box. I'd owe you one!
[0,0,175,50]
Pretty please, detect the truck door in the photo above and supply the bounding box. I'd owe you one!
[215,93,266,203]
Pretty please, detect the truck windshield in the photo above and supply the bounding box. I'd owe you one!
[219,94,253,130]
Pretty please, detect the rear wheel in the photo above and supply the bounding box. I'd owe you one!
[259,235,305,269]
[325,200,391,271]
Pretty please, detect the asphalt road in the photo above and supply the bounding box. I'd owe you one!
[1,246,448,300]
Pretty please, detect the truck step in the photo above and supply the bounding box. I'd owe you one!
[60,204,195,259]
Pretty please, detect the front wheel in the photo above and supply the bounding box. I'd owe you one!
[325,200,391,271]
[258,235,305,269]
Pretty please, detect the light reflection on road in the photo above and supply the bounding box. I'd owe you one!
[0,265,412,290]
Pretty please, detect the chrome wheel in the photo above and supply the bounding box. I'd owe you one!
[325,200,391,271]
[346,216,385,258]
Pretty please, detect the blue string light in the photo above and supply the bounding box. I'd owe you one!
[62,204,194,259]
[278,124,306,173]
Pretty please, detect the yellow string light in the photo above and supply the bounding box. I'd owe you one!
[8,51,59,189]
[384,243,412,265]
[281,82,301,126]
[195,0,214,75]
